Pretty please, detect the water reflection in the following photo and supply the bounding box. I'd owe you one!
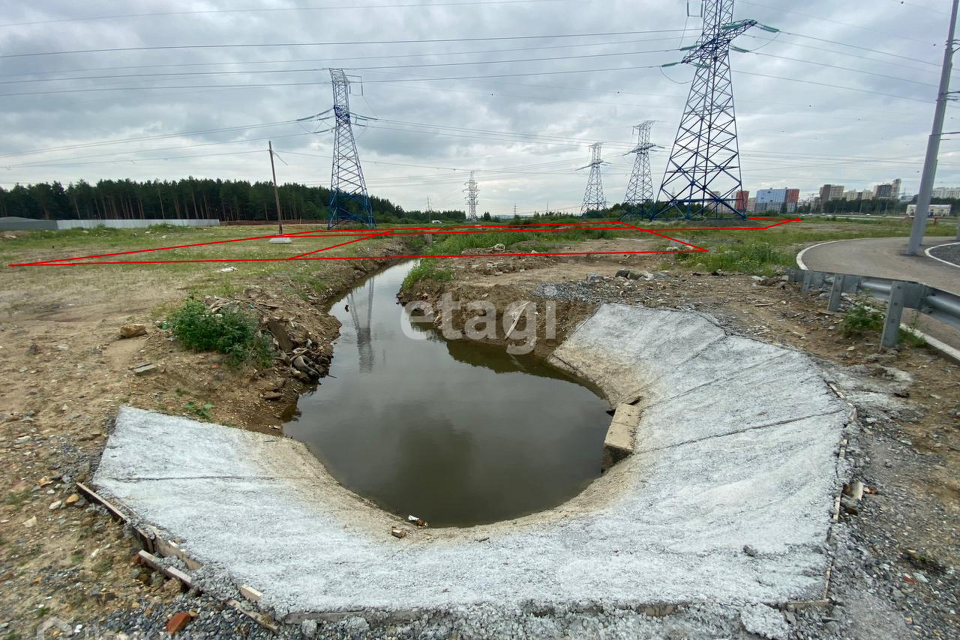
[286,262,610,527]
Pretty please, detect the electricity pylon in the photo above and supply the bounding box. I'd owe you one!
[654,0,774,220]
[579,143,606,216]
[328,69,376,229]
[622,121,657,217]
[464,171,479,221]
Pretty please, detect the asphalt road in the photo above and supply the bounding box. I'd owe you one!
[799,236,960,351]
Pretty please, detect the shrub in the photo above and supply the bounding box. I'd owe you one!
[169,299,273,366]
[841,299,884,337]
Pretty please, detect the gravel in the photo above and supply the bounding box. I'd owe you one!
[92,302,848,639]
[928,242,960,267]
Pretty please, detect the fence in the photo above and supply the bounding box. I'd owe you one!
[55,219,219,230]
[786,267,960,349]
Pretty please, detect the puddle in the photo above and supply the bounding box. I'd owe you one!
[285,262,610,527]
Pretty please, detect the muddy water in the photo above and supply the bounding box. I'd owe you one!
[285,262,609,527]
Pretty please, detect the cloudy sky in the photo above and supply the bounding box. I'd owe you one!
[0,0,955,214]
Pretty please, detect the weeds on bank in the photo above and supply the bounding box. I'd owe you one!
[184,401,215,420]
[840,299,928,347]
[673,241,791,276]
[168,299,273,367]
[402,259,454,290]
[841,299,884,337]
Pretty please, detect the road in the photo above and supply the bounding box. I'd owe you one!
[798,236,960,352]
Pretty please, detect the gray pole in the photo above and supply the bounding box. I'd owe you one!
[268,141,284,235]
[907,0,959,255]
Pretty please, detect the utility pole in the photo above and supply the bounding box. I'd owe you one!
[907,0,959,254]
[268,141,284,235]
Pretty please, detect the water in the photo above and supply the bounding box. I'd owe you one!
[285,262,610,527]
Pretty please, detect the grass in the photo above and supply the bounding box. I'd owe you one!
[842,299,884,337]
[661,217,959,275]
[402,259,455,290]
[168,299,274,367]
[4,490,32,509]
[673,241,790,276]
[184,401,215,420]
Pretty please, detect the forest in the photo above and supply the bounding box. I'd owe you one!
[0,178,470,224]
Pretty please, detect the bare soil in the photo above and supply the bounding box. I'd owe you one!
[1,229,957,638]
[0,234,411,635]
[403,239,960,639]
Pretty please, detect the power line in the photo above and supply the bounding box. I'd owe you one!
[0,35,682,80]
[0,0,578,29]
[0,28,691,60]
[738,1,940,47]
[0,118,304,160]
[733,69,933,103]
[0,46,679,86]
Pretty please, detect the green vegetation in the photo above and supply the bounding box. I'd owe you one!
[841,299,884,337]
[673,241,790,276]
[4,490,31,509]
[402,259,454,290]
[184,401,215,421]
[168,299,273,367]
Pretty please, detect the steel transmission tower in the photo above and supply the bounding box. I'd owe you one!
[654,0,768,220]
[464,171,479,221]
[623,121,657,213]
[328,69,376,229]
[579,143,607,215]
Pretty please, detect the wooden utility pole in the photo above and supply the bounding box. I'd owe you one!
[268,141,284,235]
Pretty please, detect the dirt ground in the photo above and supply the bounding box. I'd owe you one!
[1,229,958,639]
[403,238,960,640]
[0,230,411,637]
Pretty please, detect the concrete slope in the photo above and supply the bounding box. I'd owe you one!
[95,304,848,620]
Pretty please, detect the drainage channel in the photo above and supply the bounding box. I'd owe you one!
[284,261,611,527]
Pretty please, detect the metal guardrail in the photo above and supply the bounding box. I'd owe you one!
[786,268,960,349]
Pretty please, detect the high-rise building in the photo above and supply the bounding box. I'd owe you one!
[819,184,845,202]
[786,189,800,212]
[891,178,902,200]
[755,188,800,212]
[735,190,750,212]
[932,186,960,199]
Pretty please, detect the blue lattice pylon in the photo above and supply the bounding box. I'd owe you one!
[328,69,376,229]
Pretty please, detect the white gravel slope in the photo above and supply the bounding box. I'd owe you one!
[94,303,848,621]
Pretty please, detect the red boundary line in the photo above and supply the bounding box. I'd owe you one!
[8,218,799,267]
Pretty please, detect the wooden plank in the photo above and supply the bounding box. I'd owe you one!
[227,599,278,633]
[136,550,194,590]
[77,482,155,552]
[239,584,263,603]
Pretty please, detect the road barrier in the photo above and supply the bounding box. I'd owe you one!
[786,268,960,349]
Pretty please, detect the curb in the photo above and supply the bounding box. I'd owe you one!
[796,241,960,365]
[924,241,960,270]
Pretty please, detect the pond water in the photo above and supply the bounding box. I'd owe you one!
[285,262,610,527]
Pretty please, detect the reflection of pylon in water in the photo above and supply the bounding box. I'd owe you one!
[347,278,375,372]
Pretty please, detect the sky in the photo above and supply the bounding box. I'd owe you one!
[0,0,956,215]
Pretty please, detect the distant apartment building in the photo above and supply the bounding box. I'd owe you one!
[932,186,960,199]
[819,184,845,202]
[746,197,757,213]
[755,188,800,213]
[735,190,750,212]
[907,204,952,216]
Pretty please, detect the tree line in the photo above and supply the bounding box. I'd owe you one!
[0,178,472,224]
